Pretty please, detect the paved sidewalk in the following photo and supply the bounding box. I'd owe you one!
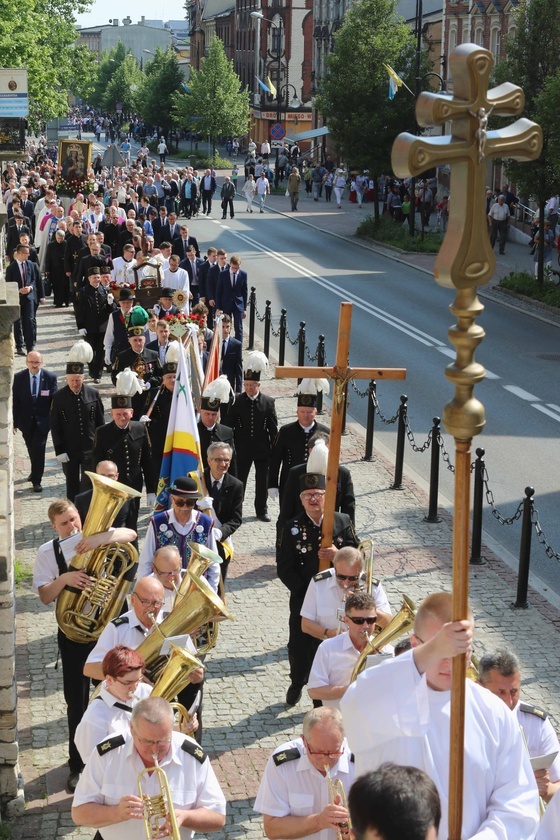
[9,227,560,839]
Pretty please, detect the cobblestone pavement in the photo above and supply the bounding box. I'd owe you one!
[9,243,560,838]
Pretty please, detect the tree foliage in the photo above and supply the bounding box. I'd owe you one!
[136,47,184,135]
[317,0,425,175]
[174,38,250,155]
[104,54,144,113]
[90,41,129,109]
[0,0,96,126]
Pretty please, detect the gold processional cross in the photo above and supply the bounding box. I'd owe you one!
[391,43,542,840]
[275,301,406,570]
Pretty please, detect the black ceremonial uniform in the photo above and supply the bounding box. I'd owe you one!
[50,384,105,501]
[111,348,162,420]
[197,420,237,476]
[278,463,356,534]
[268,420,329,501]
[227,391,278,517]
[75,284,114,380]
[277,511,359,693]
[64,233,88,295]
[142,386,173,478]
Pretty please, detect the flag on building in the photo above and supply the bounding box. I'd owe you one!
[267,75,277,97]
[384,63,403,100]
[256,76,272,94]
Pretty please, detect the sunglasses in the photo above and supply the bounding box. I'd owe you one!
[171,497,196,507]
[335,573,360,582]
[346,616,377,626]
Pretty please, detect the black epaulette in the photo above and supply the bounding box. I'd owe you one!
[181,739,207,764]
[273,747,301,766]
[519,701,548,720]
[111,615,130,627]
[360,572,380,587]
[313,570,332,582]
[97,733,125,755]
[350,753,355,763]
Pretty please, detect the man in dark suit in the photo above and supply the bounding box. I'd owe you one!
[16,190,35,229]
[198,247,217,329]
[179,175,198,219]
[220,314,243,394]
[198,441,243,582]
[226,351,277,521]
[166,211,180,244]
[215,254,248,342]
[13,351,58,492]
[180,245,204,306]
[64,220,88,296]
[112,326,162,420]
[200,168,217,216]
[73,234,111,292]
[50,358,105,501]
[74,267,115,383]
[101,216,122,258]
[172,225,200,259]
[5,212,32,258]
[152,206,170,247]
[203,249,228,330]
[6,243,45,354]
[197,391,237,476]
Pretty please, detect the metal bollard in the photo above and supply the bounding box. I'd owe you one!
[263,300,272,359]
[424,417,442,523]
[297,321,306,384]
[278,309,287,366]
[248,287,256,349]
[470,448,486,565]
[512,486,535,609]
[362,381,376,461]
[391,395,408,490]
[316,335,326,414]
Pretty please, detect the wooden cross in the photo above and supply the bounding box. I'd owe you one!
[275,301,406,570]
[392,44,542,840]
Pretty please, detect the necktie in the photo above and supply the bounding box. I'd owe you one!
[210,480,219,500]
[222,339,226,359]
[31,375,37,400]
[231,272,236,287]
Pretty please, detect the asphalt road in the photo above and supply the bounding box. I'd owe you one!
[194,209,560,594]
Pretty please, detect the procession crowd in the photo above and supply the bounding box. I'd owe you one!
[4,136,560,840]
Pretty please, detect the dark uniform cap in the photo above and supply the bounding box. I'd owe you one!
[100,264,112,274]
[200,396,221,411]
[119,287,135,301]
[299,473,326,493]
[88,266,101,277]
[162,361,177,375]
[160,287,174,298]
[128,325,146,337]
[66,362,84,375]
[297,393,317,407]
[244,367,261,382]
[111,395,133,409]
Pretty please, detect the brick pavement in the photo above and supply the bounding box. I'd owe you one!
[8,246,560,838]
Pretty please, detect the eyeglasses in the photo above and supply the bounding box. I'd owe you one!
[132,594,164,608]
[115,676,141,687]
[305,740,344,759]
[335,573,360,582]
[133,733,172,749]
[301,492,325,500]
[211,457,231,463]
[346,615,377,626]
[171,497,196,507]
[153,565,181,578]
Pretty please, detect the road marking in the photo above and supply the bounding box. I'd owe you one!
[533,404,560,422]
[503,385,540,401]
[436,346,500,379]
[547,403,560,412]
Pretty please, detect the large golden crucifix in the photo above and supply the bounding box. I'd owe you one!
[276,301,406,570]
[392,43,542,839]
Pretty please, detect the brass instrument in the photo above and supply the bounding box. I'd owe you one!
[136,571,233,682]
[174,543,222,607]
[324,764,351,840]
[350,595,416,682]
[185,542,225,655]
[357,538,374,593]
[138,754,181,840]
[55,471,141,643]
[466,654,479,682]
[151,644,205,702]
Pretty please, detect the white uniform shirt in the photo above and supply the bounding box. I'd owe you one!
[516,702,560,783]
[85,608,165,666]
[33,533,114,593]
[254,736,355,840]
[307,632,360,711]
[75,682,152,764]
[300,570,391,631]
[73,730,226,840]
[111,257,136,286]
[341,650,540,840]
[138,510,219,591]
[536,787,560,840]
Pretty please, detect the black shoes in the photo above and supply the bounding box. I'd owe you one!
[257,513,271,522]
[16,348,26,357]
[33,484,43,493]
[67,770,81,792]
[286,684,302,706]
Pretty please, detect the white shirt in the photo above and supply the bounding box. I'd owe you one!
[489,201,509,221]
[85,608,165,666]
[256,177,269,196]
[75,682,152,764]
[301,569,391,631]
[73,730,226,840]
[138,509,219,591]
[341,650,540,840]
[33,534,113,593]
[515,702,560,783]
[111,256,136,286]
[254,736,355,840]
[307,632,360,710]
[536,788,560,839]
[163,266,189,294]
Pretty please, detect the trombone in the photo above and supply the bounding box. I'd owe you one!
[138,754,181,840]
[324,764,351,840]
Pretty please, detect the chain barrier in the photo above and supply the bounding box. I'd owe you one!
[284,327,301,346]
[350,379,370,399]
[270,323,281,338]
[436,431,456,474]
[305,344,319,362]
[371,391,399,425]
[482,465,524,525]
[254,303,267,323]
[404,415,432,453]
[531,506,560,562]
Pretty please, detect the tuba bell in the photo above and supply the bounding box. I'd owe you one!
[350,595,417,682]
[151,644,205,702]
[55,471,141,643]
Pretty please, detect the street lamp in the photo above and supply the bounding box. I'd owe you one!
[250,9,284,186]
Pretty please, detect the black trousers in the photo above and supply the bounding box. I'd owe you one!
[63,456,93,503]
[237,454,269,516]
[201,190,213,214]
[221,198,234,218]
[14,301,37,351]
[176,679,204,746]
[287,592,320,689]
[85,332,105,378]
[22,419,48,485]
[58,630,96,772]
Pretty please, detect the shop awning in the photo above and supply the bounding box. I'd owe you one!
[286,126,330,142]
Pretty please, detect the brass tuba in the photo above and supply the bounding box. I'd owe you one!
[55,471,141,643]
[151,644,205,732]
[185,542,226,655]
[357,539,374,593]
[350,595,416,682]
[136,571,233,682]
[138,755,181,840]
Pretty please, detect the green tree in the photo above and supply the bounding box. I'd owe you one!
[494,0,560,284]
[317,0,429,221]
[174,38,250,157]
[0,0,96,126]
[136,47,184,141]
[103,54,144,113]
[90,41,129,109]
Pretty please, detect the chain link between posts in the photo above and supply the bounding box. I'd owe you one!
[436,430,456,474]
[481,464,524,525]
[404,414,432,453]
[254,303,267,323]
[532,505,560,562]
[370,389,399,425]
[284,327,301,346]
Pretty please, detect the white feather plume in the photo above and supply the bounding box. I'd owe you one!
[165,341,187,364]
[297,377,330,395]
[244,350,268,375]
[116,368,143,396]
[203,375,234,404]
[68,340,94,364]
[307,439,329,475]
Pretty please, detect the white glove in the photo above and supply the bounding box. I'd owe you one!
[104,354,112,367]
[141,380,151,391]
[197,496,214,511]
[78,328,87,336]
[139,414,151,424]
[268,487,280,502]
[146,493,156,507]
[56,453,70,464]
[107,293,114,305]
[212,527,223,542]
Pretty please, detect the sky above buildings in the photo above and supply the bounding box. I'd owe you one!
[76,0,186,28]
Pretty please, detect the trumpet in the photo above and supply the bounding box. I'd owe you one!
[324,764,351,840]
[350,595,416,682]
[138,754,181,840]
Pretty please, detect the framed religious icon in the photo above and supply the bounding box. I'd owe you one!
[57,139,92,182]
